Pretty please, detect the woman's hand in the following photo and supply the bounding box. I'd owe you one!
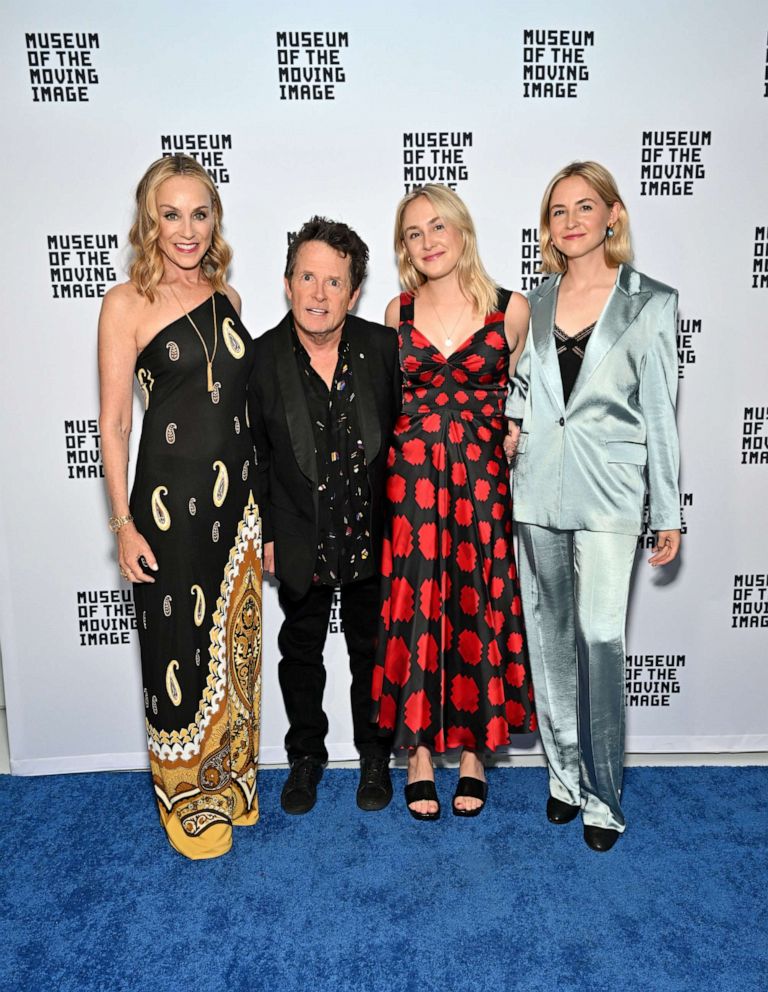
[648,529,680,567]
[263,541,275,575]
[504,421,521,463]
[117,523,158,583]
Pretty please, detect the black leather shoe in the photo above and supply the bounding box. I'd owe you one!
[281,757,323,815]
[356,756,393,812]
[583,824,621,852]
[546,796,580,824]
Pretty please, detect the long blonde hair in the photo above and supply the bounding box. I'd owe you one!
[539,161,632,274]
[394,184,498,316]
[128,155,232,302]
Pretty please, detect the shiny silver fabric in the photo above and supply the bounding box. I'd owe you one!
[506,264,681,535]
[518,524,637,831]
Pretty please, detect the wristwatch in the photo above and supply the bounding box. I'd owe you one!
[108,514,134,533]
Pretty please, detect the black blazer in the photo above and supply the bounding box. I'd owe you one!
[248,311,401,600]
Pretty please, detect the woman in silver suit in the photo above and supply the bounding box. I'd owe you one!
[505,161,681,852]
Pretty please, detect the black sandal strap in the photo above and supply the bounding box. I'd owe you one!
[454,777,488,802]
[405,780,439,804]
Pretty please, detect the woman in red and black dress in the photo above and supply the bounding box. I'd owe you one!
[372,184,536,819]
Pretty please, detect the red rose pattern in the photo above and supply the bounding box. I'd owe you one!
[372,292,534,752]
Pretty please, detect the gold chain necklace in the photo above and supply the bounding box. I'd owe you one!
[168,285,218,392]
[428,294,468,350]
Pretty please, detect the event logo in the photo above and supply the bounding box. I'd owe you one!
[403,132,472,193]
[26,31,100,102]
[732,574,768,628]
[640,131,710,196]
[741,406,768,464]
[276,31,348,100]
[77,589,136,646]
[637,493,692,550]
[161,134,232,185]
[625,654,685,707]
[48,233,118,299]
[753,226,768,288]
[522,29,594,98]
[677,315,701,379]
[328,588,345,634]
[520,227,542,292]
[65,419,103,480]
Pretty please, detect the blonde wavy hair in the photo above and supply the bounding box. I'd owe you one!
[394,184,498,316]
[128,155,232,301]
[539,161,632,274]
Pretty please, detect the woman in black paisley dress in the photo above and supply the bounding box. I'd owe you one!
[98,155,262,859]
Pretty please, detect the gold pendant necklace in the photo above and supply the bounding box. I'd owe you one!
[168,285,218,392]
[429,294,468,350]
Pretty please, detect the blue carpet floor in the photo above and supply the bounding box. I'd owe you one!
[1,766,766,992]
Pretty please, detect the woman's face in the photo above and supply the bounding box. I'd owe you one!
[154,175,214,274]
[401,195,463,281]
[547,174,619,264]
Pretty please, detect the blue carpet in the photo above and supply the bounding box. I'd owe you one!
[1,766,766,992]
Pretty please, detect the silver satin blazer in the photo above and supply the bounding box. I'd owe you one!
[505,263,681,536]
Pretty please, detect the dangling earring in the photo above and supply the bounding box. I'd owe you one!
[606,226,615,238]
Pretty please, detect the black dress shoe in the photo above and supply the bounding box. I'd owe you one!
[583,824,621,852]
[546,795,580,824]
[356,756,393,811]
[281,757,323,815]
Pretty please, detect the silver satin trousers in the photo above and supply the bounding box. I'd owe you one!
[517,524,637,832]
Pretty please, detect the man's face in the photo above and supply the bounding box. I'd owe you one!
[285,240,360,340]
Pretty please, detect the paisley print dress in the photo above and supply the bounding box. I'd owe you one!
[373,292,535,752]
[131,292,262,859]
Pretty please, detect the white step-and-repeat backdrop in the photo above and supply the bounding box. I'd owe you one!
[1,0,766,774]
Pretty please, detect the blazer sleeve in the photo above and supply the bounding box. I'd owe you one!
[247,370,274,545]
[505,333,531,422]
[640,290,682,531]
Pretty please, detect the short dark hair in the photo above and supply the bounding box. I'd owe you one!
[285,216,369,292]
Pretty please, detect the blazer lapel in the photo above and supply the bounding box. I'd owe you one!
[345,317,381,465]
[273,314,318,485]
[567,264,652,409]
[531,275,566,414]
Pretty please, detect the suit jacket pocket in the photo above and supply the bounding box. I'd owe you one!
[603,439,647,465]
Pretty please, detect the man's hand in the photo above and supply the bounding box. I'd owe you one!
[263,541,275,575]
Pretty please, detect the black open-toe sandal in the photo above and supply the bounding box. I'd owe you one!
[404,780,441,821]
[452,776,488,817]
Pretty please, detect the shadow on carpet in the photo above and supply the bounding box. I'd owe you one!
[1,766,766,992]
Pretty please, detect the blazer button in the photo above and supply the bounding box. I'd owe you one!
[559,417,565,426]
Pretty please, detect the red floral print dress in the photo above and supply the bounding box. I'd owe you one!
[372,292,536,752]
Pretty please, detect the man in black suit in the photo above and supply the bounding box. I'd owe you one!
[249,217,400,814]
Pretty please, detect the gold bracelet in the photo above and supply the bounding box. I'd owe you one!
[108,514,134,533]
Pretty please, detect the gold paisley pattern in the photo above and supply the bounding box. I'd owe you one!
[191,584,205,627]
[222,317,246,359]
[151,485,171,531]
[165,423,177,444]
[137,368,154,410]
[166,341,180,361]
[188,497,197,516]
[163,595,172,617]
[144,495,263,859]
[211,382,221,405]
[212,460,229,507]
[234,416,241,435]
[165,660,182,706]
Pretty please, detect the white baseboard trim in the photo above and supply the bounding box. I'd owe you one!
[8,734,768,776]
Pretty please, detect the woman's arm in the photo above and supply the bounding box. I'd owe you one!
[98,285,158,583]
[640,289,682,564]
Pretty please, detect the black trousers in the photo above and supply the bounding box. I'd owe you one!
[277,576,390,764]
